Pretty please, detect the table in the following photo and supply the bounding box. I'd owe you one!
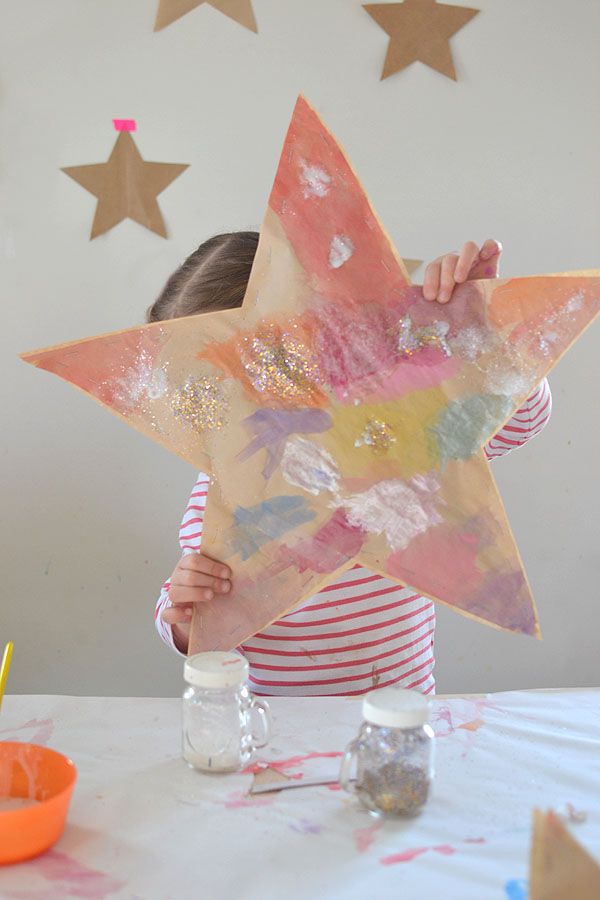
[0,690,599,899]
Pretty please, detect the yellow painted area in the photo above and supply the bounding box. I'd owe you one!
[322,387,447,479]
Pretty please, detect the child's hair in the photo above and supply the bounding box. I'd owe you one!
[146,231,259,322]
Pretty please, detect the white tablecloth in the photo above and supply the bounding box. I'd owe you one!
[0,689,599,899]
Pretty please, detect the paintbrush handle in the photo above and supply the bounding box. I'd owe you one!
[0,641,14,710]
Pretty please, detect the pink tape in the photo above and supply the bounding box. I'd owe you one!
[113,119,136,132]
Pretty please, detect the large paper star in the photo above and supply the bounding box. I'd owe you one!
[62,126,188,239]
[24,97,600,656]
[364,0,480,80]
[154,0,258,32]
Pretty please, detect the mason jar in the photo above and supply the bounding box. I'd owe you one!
[182,652,271,773]
[340,687,434,816]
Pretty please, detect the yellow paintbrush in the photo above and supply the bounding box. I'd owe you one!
[0,641,14,711]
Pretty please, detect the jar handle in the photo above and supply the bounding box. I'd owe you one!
[339,740,359,794]
[249,697,272,750]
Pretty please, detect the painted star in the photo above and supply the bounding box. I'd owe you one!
[25,97,600,654]
[364,0,480,80]
[154,0,258,33]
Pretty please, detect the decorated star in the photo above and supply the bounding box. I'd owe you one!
[62,121,188,239]
[364,0,480,80]
[24,97,600,655]
[154,0,258,32]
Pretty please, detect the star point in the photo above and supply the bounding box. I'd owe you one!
[154,0,258,33]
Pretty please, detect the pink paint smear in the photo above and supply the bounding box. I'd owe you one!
[241,751,343,777]
[381,837,485,866]
[0,718,54,746]
[354,820,384,853]
[9,850,125,899]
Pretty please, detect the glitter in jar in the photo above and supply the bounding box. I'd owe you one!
[397,317,451,358]
[355,418,397,452]
[360,762,431,816]
[170,378,227,432]
[240,327,321,403]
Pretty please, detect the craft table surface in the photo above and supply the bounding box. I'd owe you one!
[0,689,599,899]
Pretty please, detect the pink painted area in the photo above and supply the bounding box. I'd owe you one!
[307,300,399,396]
[381,838,484,866]
[20,850,125,899]
[0,718,54,746]
[353,351,459,404]
[354,820,384,853]
[112,119,136,131]
[279,510,366,575]
[269,97,411,307]
[387,523,483,604]
[223,791,276,809]
[380,847,428,865]
[431,704,455,737]
[23,327,167,418]
[242,750,343,776]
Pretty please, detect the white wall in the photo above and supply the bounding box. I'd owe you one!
[2,0,599,696]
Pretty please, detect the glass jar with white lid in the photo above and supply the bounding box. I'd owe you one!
[340,687,434,816]
[182,651,271,773]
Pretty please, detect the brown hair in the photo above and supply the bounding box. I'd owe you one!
[146,231,259,322]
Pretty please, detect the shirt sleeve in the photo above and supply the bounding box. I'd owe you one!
[154,473,210,656]
[484,379,552,460]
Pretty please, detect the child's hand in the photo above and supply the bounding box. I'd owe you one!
[422,239,502,303]
[161,553,232,653]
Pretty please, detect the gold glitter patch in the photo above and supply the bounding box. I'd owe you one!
[355,418,397,452]
[240,327,321,402]
[170,378,227,432]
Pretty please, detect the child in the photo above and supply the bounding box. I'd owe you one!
[149,233,552,697]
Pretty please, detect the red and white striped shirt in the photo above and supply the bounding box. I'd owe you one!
[156,380,552,696]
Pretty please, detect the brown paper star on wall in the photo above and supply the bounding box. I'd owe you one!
[62,125,188,240]
[154,0,258,32]
[364,0,480,80]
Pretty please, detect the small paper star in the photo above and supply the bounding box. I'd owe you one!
[364,0,480,80]
[154,0,258,33]
[530,810,600,898]
[62,131,188,239]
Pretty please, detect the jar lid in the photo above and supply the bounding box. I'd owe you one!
[362,687,430,728]
[184,652,249,688]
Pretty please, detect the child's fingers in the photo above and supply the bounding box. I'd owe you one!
[172,567,231,594]
[454,241,480,284]
[437,253,460,303]
[162,603,193,626]
[423,259,441,301]
[170,577,230,605]
[479,238,502,261]
[179,552,231,581]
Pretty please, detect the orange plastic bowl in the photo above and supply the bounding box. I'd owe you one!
[0,742,77,865]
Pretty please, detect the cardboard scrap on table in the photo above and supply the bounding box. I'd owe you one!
[62,129,188,239]
[530,809,600,899]
[154,0,257,32]
[24,96,600,656]
[364,0,480,81]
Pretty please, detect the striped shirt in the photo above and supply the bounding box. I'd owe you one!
[156,379,552,696]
